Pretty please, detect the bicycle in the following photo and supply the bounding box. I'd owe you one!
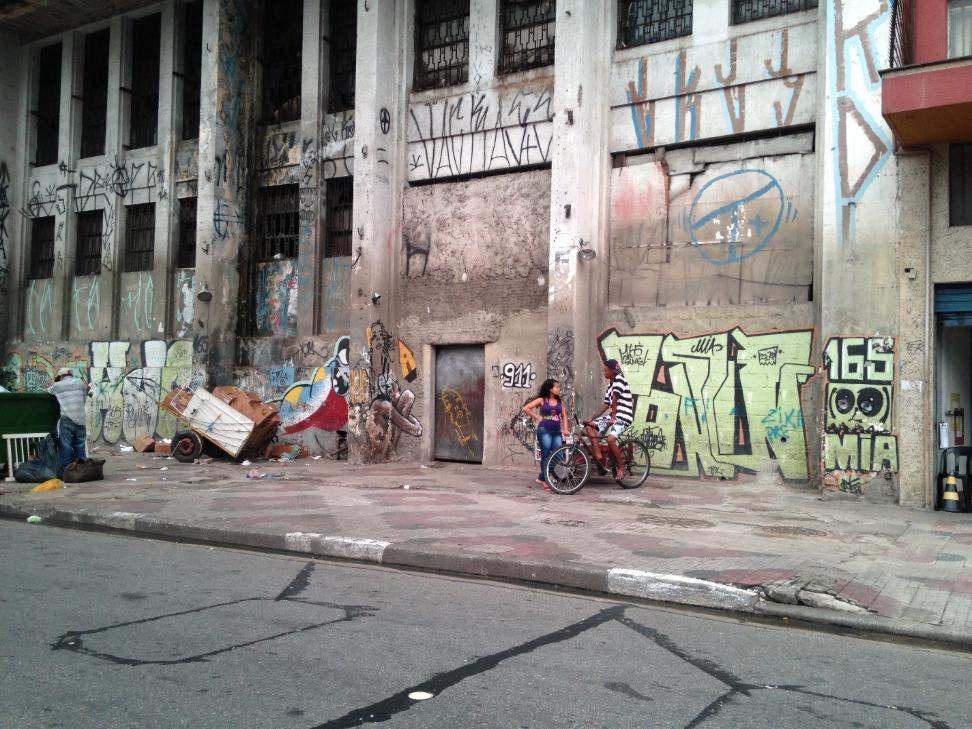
[544,417,651,495]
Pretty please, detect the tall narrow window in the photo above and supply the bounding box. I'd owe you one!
[262,0,303,124]
[81,28,110,159]
[950,144,972,227]
[125,203,156,272]
[254,185,299,261]
[328,0,357,112]
[34,43,62,166]
[617,0,692,48]
[324,177,353,258]
[76,210,104,275]
[731,0,817,24]
[130,14,161,149]
[182,1,204,140]
[498,1,556,74]
[951,0,972,58]
[414,0,469,91]
[177,197,198,268]
[29,217,56,280]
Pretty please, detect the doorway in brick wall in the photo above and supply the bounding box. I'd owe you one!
[433,345,485,463]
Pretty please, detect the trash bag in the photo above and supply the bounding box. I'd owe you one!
[13,433,62,483]
[62,459,105,483]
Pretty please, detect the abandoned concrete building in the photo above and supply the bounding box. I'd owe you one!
[1,0,971,507]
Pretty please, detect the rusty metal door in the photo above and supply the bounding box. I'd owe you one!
[434,345,485,463]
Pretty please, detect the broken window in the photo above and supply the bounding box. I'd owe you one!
[76,210,103,276]
[182,1,203,140]
[414,0,469,91]
[124,203,156,272]
[129,14,162,149]
[254,184,300,261]
[328,0,357,112]
[262,0,303,124]
[34,43,62,167]
[177,197,197,268]
[324,177,353,258]
[617,0,692,48]
[731,0,817,25]
[498,0,556,74]
[80,28,110,159]
[29,216,56,280]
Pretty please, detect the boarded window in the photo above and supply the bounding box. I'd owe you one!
[129,14,161,149]
[177,197,197,268]
[414,0,469,91]
[34,43,62,166]
[328,0,357,112]
[254,185,299,261]
[262,0,303,124]
[498,0,555,74]
[950,144,972,226]
[325,177,353,258]
[81,28,110,159]
[618,0,692,48]
[731,0,817,24]
[124,203,156,272]
[29,216,56,280]
[76,210,103,275]
[182,1,203,140]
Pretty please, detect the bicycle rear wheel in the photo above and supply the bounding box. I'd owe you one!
[545,445,590,495]
[615,439,650,489]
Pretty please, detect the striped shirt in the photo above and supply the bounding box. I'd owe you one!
[603,373,635,426]
[49,377,87,426]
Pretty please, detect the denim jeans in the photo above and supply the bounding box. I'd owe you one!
[537,428,563,482]
[58,417,87,469]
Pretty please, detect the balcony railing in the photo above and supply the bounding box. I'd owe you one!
[888,0,915,69]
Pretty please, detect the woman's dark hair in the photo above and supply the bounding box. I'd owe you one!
[538,378,560,400]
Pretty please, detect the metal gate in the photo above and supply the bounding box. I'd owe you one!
[434,345,485,463]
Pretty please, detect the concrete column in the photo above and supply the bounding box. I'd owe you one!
[297,0,323,336]
[56,33,79,340]
[545,0,612,418]
[156,2,179,337]
[0,32,26,358]
[468,0,498,86]
[347,0,408,461]
[193,0,257,384]
[103,16,126,338]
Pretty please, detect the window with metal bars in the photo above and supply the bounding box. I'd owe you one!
[328,0,357,112]
[950,144,972,227]
[80,29,110,159]
[129,14,161,149]
[324,177,353,258]
[730,0,816,24]
[177,197,198,268]
[617,0,692,48]
[498,0,556,74]
[414,0,470,91]
[29,217,56,280]
[34,43,62,167]
[76,210,103,276]
[262,0,303,124]
[182,1,203,140]
[124,203,156,272]
[254,185,299,262]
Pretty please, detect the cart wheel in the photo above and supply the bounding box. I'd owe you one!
[172,430,203,463]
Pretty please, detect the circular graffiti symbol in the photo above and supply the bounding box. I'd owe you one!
[379,108,391,135]
[687,169,785,266]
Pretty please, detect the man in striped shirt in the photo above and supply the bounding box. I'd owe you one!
[48,368,89,467]
[585,359,635,480]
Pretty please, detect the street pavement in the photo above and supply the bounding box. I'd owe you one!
[2,521,970,729]
[1,452,971,644]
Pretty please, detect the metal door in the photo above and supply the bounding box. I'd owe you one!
[434,345,485,463]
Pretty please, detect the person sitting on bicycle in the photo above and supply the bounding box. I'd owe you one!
[585,359,634,480]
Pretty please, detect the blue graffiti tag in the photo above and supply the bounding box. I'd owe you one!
[688,169,785,266]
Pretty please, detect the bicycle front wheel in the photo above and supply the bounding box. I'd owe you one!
[545,445,590,495]
[616,439,651,489]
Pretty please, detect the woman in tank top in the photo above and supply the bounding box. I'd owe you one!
[522,379,572,489]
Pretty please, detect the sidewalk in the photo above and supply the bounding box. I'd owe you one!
[2,451,970,647]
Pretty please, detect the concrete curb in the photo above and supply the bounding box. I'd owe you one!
[3,501,970,650]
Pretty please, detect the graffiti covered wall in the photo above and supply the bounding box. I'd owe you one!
[599,327,816,480]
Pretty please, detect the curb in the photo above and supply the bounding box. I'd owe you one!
[3,501,970,651]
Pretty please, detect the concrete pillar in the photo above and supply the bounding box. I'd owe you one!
[56,33,80,340]
[347,0,407,461]
[156,1,179,337]
[193,0,257,385]
[0,31,26,359]
[545,0,612,418]
[102,16,125,339]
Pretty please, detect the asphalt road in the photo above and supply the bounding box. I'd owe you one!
[1,520,969,729]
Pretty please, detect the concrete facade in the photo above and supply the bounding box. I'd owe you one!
[0,0,967,508]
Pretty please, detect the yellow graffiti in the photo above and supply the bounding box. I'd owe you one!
[398,339,417,382]
[439,389,479,458]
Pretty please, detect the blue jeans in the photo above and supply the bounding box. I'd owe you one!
[537,428,563,482]
[58,417,87,469]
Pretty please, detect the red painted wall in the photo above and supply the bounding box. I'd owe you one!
[914,0,948,64]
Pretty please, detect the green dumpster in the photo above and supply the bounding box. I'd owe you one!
[0,393,61,469]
